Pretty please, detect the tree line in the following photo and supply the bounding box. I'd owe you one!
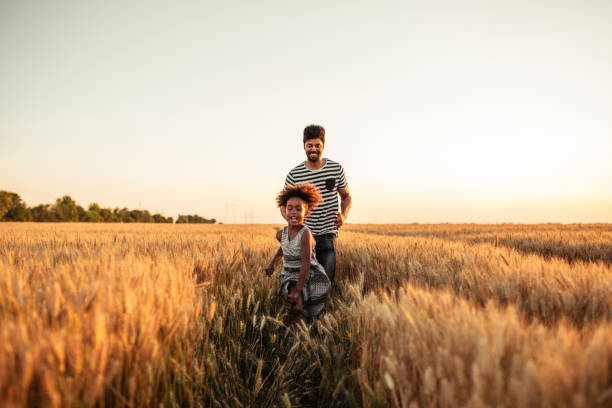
[0,191,216,224]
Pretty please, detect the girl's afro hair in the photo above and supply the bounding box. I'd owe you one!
[276,183,323,210]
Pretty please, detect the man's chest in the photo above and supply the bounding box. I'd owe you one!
[292,174,339,194]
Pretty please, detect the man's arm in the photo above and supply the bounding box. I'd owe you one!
[334,185,352,229]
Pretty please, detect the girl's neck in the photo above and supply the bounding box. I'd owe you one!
[287,224,304,236]
[288,223,304,231]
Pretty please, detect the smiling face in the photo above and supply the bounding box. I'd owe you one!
[304,137,324,163]
[285,196,309,226]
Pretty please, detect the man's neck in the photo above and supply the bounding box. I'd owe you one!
[305,158,326,171]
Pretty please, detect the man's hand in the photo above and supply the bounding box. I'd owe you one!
[337,186,351,229]
[334,211,345,229]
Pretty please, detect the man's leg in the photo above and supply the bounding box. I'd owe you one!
[315,235,336,284]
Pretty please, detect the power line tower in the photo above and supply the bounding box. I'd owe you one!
[244,209,254,224]
[224,202,237,223]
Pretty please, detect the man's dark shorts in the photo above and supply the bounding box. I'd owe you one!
[314,233,336,284]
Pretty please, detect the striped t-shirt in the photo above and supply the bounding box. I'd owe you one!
[284,158,348,236]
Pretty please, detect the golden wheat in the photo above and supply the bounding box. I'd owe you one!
[1,222,611,407]
[338,230,612,327]
[345,223,612,264]
[347,283,612,407]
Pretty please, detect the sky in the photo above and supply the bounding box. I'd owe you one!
[1,0,611,223]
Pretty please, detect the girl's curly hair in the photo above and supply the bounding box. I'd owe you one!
[276,183,323,210]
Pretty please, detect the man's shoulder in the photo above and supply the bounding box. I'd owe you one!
[287,162,307,174]
[324,158,346,175]
[325,158,343,168]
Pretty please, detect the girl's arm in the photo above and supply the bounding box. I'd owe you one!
[265,247,283,276]
[265,230,284,276]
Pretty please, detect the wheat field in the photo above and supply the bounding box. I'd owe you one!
[1,222,612,407]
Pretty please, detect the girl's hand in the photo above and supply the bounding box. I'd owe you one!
[288,286,301,305]
[266,244,283,277]
[288,287,303,313]
[265,264,274,276]
[293,295,303,313]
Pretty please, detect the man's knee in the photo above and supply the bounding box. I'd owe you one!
[322,253,336,283]
[315,237,337,283]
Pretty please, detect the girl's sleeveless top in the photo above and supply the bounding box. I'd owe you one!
[280,226,330,305]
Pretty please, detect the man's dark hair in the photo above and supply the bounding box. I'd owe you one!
[303,124,325,144]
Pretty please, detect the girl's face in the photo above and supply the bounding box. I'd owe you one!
[285,196,308,227]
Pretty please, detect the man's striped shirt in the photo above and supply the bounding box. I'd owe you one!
[285,158,348,236]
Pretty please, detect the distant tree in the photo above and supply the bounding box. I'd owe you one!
[2,190,212,224]
[54,196,78,222]
[153,213,173,223]
[6,205,32,221]
[86,203,103,222]
[87,212,102,222]
[142,210,153,223]
[0,191,31,221]
[114,208,130,223]
[88,203,101,213]
[31,204,56,222]
[127,209,153,223]
[0,191,17,220]
[77,205,88,222]
[176,214,216,224]
[99,208,116,222]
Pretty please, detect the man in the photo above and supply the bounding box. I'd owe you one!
[283,124,352,284]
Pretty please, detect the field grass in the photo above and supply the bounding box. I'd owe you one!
[344,223,612,265]
[1,223,612,407]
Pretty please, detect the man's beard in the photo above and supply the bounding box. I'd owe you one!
[307,152,321,162]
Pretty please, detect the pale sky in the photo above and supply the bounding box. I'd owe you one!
[1,0,611,223]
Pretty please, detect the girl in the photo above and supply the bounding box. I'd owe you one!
[265,183,331,318]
